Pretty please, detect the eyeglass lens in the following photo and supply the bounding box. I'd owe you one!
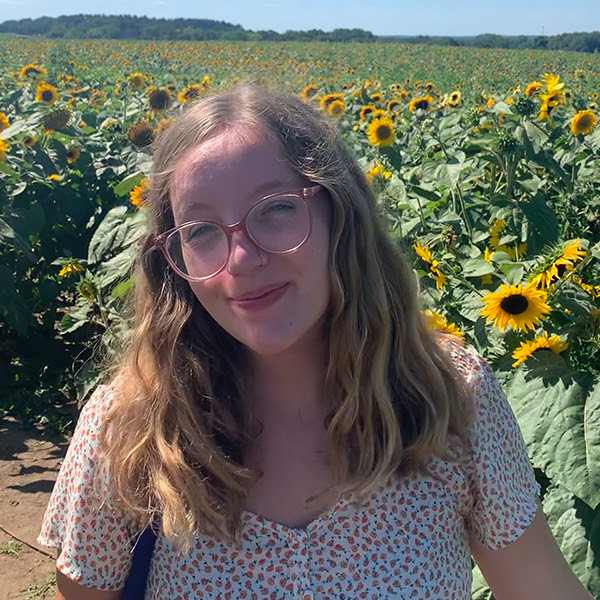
[165,194,310,279]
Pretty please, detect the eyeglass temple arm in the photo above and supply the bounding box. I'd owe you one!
[304,184,323,197]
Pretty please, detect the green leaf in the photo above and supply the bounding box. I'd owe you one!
[471,564,493,600]
[95,244,139,289]
[87,207,146,264]
[421,152,466,191]
[111,279,135,298]
[522,121,549,154]
[499,262,524,285]
[518,195,559,253]
[542,484,600,593]
[506,367,600,509]
[461,258,494,278]
[113,172,146,197]
[60,305,92,334]
[0,218,36,263]
[456,291,485,323]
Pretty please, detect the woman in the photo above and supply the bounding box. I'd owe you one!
[38,85,593,600]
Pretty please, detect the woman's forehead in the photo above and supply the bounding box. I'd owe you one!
[169,127,303,219]
[171,129,298,197]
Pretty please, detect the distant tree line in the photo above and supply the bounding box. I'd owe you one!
[0,14,375,42]
[390,32,600,53]
[0,15,599,52]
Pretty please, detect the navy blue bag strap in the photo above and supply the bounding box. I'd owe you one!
[121,527,157,600]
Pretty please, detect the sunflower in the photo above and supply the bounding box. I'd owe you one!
[0,138,7,162]
[147,87,171,111]
[480,282,551,332]
[100,118,120,132]
[414,242,433,264]
[58,261,85,278]
[35,83,59,105]
[424,309,463,338]
[414,242,446,290]
[571,275,600,299]
[327,99,345,117]
[570,110,597,136]
[481,247,494,284]
[366,163,392,182]
[130,178,148,207]
[22,134,37,147]
[359,105,375,121]
[409,95,434,112]
[370,92,383,104]
[489,219,527,260]
[66,146,80,164]
[20,63,47,78]
[42,109,72,132]
[366,116,395,147]
[425,82,435,93]
[511,332,568,367]
[543,73,565,94]
[77,280,97,302]
[0,113,9,133]
[87,89,106,106]
[127,122,154,148]
[398,90,409,102]
[446,90,462,108]
[386,99,401,113]
[178,85,203,104]
[127,72,145,90]
[525,82,542,97]
[530,240,586,290]
[301,84,319,102]
[320,93,343,112]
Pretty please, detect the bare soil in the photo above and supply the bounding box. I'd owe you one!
[0,415,70,600]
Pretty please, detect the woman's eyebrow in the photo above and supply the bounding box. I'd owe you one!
[180,179,297,213]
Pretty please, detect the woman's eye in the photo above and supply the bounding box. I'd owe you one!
[262,201,296,215]
[186,224,218,240]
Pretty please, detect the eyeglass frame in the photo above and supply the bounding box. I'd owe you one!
[151,184,324,282]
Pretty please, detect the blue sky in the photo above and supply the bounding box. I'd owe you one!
[1,0,599,37]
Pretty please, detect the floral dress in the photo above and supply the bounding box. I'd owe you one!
[38,345,540,599]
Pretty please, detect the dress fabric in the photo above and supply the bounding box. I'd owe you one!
[38,344,541,599]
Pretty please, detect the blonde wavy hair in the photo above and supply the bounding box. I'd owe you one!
[99,84,475,551]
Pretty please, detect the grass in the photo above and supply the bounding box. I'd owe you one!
[0,540,22,556]
[20,571,56,599]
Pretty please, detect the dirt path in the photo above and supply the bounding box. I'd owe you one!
[0,416,70,600]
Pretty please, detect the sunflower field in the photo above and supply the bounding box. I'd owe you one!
[1,39,599,598]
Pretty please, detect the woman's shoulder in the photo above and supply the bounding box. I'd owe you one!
[437,336,493,386]
[64,384,117,460]
[77,384,117,427]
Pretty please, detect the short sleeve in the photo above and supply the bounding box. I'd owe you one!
[452,345,541,551]
[37,385,134,590]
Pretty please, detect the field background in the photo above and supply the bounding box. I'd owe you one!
[1,38,599,599]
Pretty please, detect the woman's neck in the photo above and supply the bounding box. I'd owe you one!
[244,342,330,426]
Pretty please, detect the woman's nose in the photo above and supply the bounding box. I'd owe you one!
[226,229,266,274]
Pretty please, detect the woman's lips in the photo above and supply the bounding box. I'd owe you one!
[230,283,289,310]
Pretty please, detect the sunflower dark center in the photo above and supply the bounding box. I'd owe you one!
[42,90,54,101]
[577,115,591,130]
[500,294,529,315]
[377,125,391,138]
[556,263,568,277]
[414,99,429,110]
